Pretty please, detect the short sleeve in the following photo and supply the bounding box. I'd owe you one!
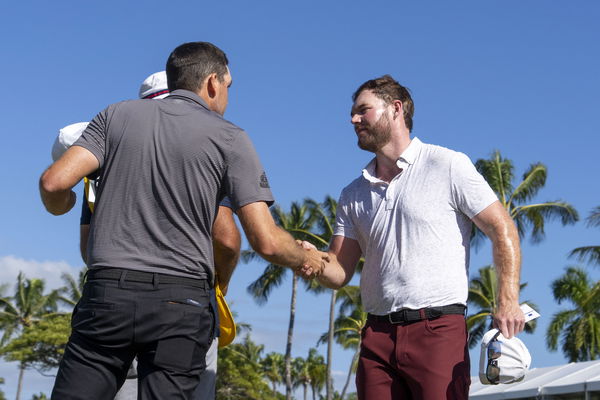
[73,107,109,169]
[450,152,498,219]
[224,130,274,210]
[333,189,358,240]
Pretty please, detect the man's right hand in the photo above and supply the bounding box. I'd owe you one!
[296,245,328,279]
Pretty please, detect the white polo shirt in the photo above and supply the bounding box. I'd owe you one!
[334,138,498,315]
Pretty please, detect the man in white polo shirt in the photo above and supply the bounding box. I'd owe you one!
[306,75,525,399]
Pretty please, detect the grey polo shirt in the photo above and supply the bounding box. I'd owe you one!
[74,89,274,280]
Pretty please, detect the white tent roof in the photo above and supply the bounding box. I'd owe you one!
[469,360,600,399]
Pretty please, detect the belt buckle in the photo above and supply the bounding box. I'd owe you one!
[388,309,407,324]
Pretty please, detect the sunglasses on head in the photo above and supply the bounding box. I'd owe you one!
[486,331,502,384]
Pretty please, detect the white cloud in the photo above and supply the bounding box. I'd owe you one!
[0,255,84,292]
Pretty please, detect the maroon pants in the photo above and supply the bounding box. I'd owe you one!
[356,314,470,400]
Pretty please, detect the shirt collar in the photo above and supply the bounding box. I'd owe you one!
[166,89,211,111]
[361,137,423,183]
[398,137,422,165]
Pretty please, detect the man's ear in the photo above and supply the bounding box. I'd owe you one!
[206,73,218,99]
[393,100,403,119]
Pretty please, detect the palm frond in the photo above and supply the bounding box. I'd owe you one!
[301,276,327,294]
[475,151,514,206]
[514,201,579,243]
[509,162,547,204]
[466,311,491,330]
[586,206,600,228]
[546,309,577,351]
[246,264,287,305]
[336,285,361,315]
[469,223,488,251]
[467,319,489,349]
[569,246,600,267]
[58,270,85,307]
[551,267,590,305]
[241,249,262,264]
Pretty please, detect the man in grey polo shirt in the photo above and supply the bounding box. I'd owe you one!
[40,41,327,400]
[303,75,525,400]
[73,70,225,400]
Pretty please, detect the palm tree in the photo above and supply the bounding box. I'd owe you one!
[244,202,323,400]
[335,308,366,400]
[304,196,364,400]
[473,151,578,246]
[316,286,365,400]
[58,269,86,308]
[0,273,59,400]
[292,356,311,400]
[261,352,284,395]
[235,334,265,366]
[304,196,338,400]
[569,206,600,267]
[305,348,326,400]
[466,266,537,348]
[547,267,600,361]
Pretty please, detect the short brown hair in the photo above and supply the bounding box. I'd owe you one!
[352,75,415,132]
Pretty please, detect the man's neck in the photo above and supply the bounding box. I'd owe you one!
[374,133,411,183]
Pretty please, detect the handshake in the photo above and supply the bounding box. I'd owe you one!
[294,240,330,280]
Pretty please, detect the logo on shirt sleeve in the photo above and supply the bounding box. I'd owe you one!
[259,172,270,188]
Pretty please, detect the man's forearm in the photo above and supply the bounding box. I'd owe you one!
[259,226,307,269]
[214,242,239,294]
[494,227,521,307]
[473,201,524,338]
[316,253,348,289]
[40,182,76,215]
[237,202,325,272]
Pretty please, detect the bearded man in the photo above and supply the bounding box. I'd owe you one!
[303,75,525,399]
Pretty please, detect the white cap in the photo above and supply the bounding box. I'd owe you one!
[138,71,169,99]
[51,122,89,161]
[479,328,531,385]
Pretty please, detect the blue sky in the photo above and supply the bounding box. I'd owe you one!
[1,1,599,398]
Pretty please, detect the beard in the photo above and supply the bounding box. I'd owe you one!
[356,113,392,153]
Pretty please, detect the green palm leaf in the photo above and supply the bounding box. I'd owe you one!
[509,163,546,204]
[475,151,514,206]
[547,267,600,361]
[513,201,578,243]
[246,264,286,305]
[586,206,600,228]
[568,206,600,267]
[473,151,579,247]
[569,246,600,267]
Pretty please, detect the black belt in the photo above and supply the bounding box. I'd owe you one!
[368,304,466,325]
[87,268,208,289]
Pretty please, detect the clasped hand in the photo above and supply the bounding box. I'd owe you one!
[294,240,329,279]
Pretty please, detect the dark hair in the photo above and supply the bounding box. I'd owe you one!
[166,42,229,92]
[352,75,415,132]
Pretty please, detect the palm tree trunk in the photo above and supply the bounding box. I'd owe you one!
[16,363,25,400]
[285,274,298,400]
[311,385,317,400]
[303,383,308,400]
[326,289,337,400]
[340,343,360,399]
